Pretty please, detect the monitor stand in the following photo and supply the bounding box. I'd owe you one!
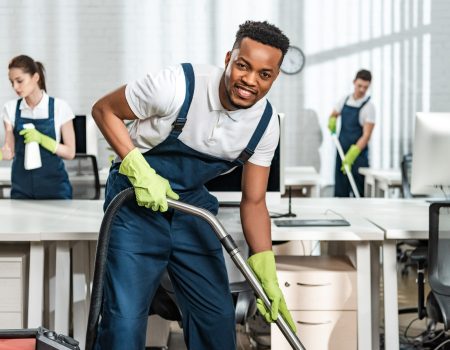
[270,186,296,218]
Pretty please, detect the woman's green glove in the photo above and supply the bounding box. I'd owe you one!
[247,251,297,333]
[19,128,57,153]
[328,116,337,133]
[119,148,179,212]
[341,144,361,174]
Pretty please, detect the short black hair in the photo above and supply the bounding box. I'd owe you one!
[233,20,290,58]
[355,69,372,82]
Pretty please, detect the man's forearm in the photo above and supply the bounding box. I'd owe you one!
[240,199,272,253]
[91,104,135,159]
[356,136,369,151]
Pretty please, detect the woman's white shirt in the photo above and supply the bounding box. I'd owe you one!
[1,91,75,142]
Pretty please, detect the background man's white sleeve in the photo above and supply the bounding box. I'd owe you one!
[360,103,376,124]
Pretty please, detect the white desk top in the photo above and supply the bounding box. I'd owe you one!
[1,197,430,243]
[284,166,320,187]
[0,167,11,186]
[0,166,109,186]
[273,197,429,240]
[217,200,384,242]
[358,167,402,186]
[0,198,386,243]
[0,200,103,241]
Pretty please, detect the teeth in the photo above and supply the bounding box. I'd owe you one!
[238,87,252,97]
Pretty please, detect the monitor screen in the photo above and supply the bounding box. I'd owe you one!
[411,112,450,195]
[205,113,285,205]
[73,115,87,154]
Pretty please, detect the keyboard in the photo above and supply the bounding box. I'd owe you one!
[273,219,350,227]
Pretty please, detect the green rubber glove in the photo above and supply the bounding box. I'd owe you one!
[328,116,337,134]
[0,149,2,161]
[341,144,361,174]
[247,251,297,333]
[119,148,179,212]
[19,128,57,153]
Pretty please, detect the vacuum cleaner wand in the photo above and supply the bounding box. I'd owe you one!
[167,197,306,350]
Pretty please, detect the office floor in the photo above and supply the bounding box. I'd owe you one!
[155,262,449,350]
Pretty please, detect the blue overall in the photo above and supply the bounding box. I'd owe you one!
[334,96,370,197]
[95,63,274,350]
[11,97,72,199]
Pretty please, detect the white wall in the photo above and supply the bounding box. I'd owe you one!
[0,0,449,185]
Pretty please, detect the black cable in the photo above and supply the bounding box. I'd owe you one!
[85,187,135,350]
[403,317,420,342]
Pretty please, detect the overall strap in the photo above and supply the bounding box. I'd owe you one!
[358,96,371,110]
[15,99,22,120]
[171,63,195,137]
[235,101,273,165]
[48,97,55,121]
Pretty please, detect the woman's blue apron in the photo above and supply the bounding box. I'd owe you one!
[11,97,72,199]
[95,63,274,350]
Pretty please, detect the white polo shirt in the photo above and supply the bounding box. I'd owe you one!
[335,95,376,126]
[125,64,279,167]
[1,91,75,142]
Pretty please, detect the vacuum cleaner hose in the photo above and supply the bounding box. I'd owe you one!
[85,187,305,350]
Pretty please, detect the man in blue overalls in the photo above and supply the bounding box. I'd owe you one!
[91,21,296,349]
[328,69,376,197]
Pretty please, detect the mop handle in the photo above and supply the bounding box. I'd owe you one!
[331,134,361,198]
[167,199,306,350]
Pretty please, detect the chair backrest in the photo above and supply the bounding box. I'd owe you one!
[64,154,100,199]
[428,201,450,329]
[401,153,413,198]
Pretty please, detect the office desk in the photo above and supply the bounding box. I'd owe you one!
[363,201,429,350]
[359,168,402,198]
[0,166,109,197]
[0,199,103,349]
[0,198,404,350]
[219,201,384,350]
[284,166,321,197]
[268,197,432,350]
[0,167,11,198]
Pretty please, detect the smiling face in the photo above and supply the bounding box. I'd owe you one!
[8,68,40,98]
[219,37,282,110]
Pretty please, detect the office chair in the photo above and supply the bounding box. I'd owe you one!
[149,269,256,325]
[149,232,256,325]
[426,202,450,330]
[64,154,101,199]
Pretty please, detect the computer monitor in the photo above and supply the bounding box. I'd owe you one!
[72,115,98,156]
[411,112,450,196]
[205,113,285,206]
[73,115,87,153]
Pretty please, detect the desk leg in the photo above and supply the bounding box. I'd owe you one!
[371,243,380,350]
[356,241,373,350]
[364,179,370,197]
[72,241,91,350]
[51,242,70,335]
[383,240,400,350]
[27,242,44,327]
[312,184,320,197]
